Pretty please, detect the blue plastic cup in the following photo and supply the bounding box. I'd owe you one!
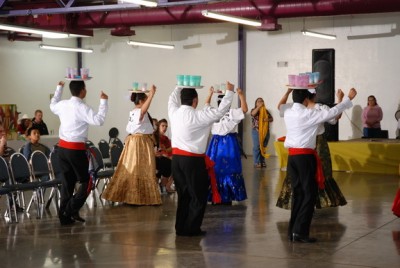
[312,72,320,84]
[306,72,313,84]
[176,75,184,86]
[189,75,196,86]
[194,75,201,86]
[183,75,190,86]
[132,82,139,90]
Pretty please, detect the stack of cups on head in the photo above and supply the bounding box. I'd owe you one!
[288,72,320,87]
[66,67,79,79]
[176,75,202,87]
[66,67,90,79]
[80,68,90,79]
[131,82,147,91]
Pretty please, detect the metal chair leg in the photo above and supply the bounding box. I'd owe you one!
[46,188,55,209]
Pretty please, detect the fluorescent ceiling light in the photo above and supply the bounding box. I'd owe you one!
[0,24,70,38]
[127,40,174,49]
[39,44,94,53]
[201,10,261,27]
[122,0,157,7]
[302,30,336,40]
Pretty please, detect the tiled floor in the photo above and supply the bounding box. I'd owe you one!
[1,156,399,267]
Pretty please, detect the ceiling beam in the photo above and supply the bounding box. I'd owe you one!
[0,0,7,9]
[0,0,210,17]
[0,3,140,17]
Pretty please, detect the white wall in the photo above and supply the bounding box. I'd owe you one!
[244,14,400,155]
[0,38,76,134]
[84,23,238,141]
[1,13,400,155]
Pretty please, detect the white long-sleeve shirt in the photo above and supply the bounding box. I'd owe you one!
[314,103,337,135]
[280,103,338,136]
[50,85,108,142]
[168,87,234,154]
[280,97,353,149]
[211,108,244,136]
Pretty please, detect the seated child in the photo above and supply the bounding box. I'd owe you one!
[23,126,51,161]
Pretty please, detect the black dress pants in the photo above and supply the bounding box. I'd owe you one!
[287,154,318,237]
[172,155,209,235]
[58,147,90,216]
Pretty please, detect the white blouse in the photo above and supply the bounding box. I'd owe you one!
[126,108,154,134]
[211,108,244,135]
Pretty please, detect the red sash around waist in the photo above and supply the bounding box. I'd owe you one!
[59,139,86,150]
[288,148,325,190]
[172,147,221,203]
[172,148,205,157]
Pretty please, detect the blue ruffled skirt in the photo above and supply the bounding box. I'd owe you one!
[206,133,247,202]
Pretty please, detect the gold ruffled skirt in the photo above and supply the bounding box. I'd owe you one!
[102,134,162,205]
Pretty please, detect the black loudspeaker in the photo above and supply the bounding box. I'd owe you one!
[312,49,338,141]
[312,49,335,105]
[323,121,339,141]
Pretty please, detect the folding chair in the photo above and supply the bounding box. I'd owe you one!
[85,140,95,148]
[9,153,42,219]
[98,139,111,168]
[110,144,123,169]
[87,146,114,206]
[30,151,62,214]
[0,156,18,223]
[47,148,64,210]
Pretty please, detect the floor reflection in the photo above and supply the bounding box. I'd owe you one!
[0,157,399,267]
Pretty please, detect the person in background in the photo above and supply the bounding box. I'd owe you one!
[102,86,162,206]
[154,118,175,194]
[22,125,51,160]
[205,87,248,205]
[362,95,383,138]
[50,80,108,225]
[251,98,273,168]
[168,82,234,237]
[31,109,49,135]
[17,114,32,136]
[152,118,159,131]
[277,87,357,243]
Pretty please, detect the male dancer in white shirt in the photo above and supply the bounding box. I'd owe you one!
[168,82,234,236]
[50,81,108,225]
[278,87,357,242]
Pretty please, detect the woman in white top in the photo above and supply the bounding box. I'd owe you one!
[205,87,248,204]
[103,86,161,205]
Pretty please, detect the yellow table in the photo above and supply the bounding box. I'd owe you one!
[274,139,400,175]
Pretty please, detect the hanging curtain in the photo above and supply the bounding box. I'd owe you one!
[0,104,18,139]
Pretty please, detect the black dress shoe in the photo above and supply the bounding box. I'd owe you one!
[288,233,293,241]
[176,230,207,237]
[292,233,317,243]
[59,213,75,225]
[191,230,207,236]
[176,231,188,236]
[71,213,85,222]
